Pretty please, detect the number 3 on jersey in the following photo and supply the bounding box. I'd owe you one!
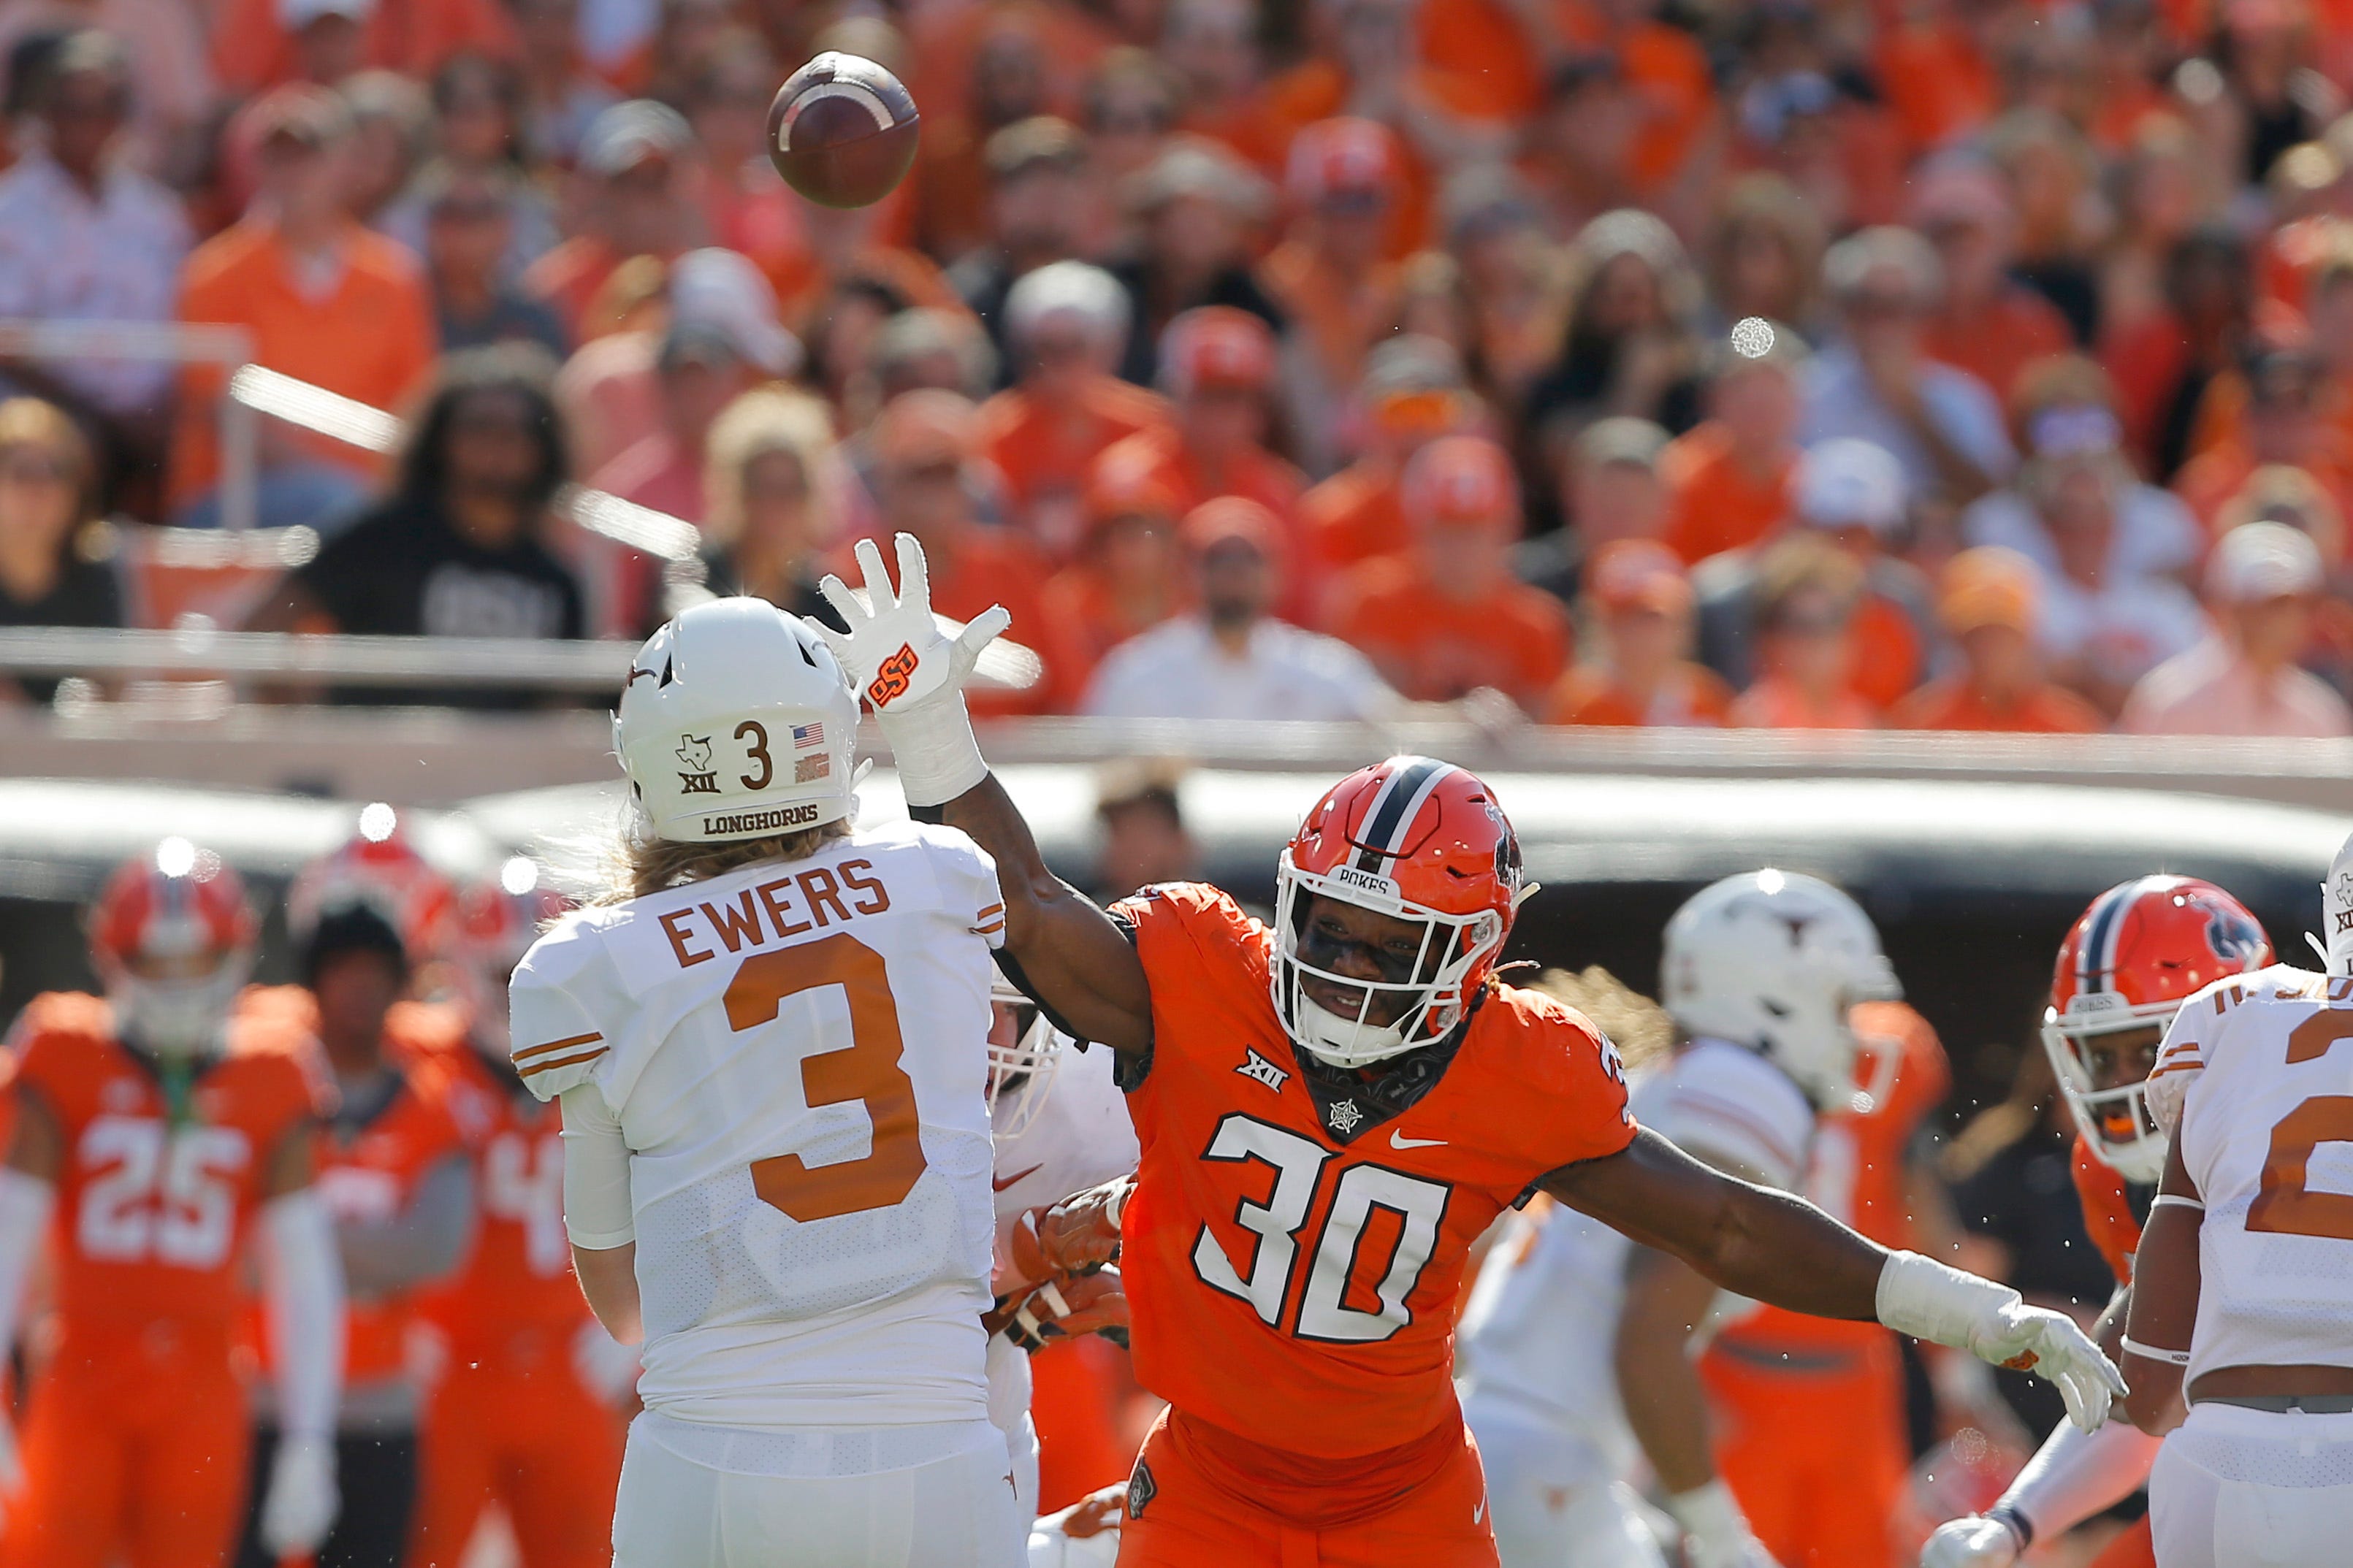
[724,932,929,1223]
[1192,1113,1449,1344]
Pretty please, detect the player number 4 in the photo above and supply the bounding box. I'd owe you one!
[1192,1113,1449,1344]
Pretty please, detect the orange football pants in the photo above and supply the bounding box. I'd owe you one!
[1700,1341,1910,1568]
[0,1317,251,1568]
[2091,1516,2155,1568]
[1116,1407,1497,1568]
[406,1337,624,1568]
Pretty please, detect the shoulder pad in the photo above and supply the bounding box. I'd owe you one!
[4,991,112,1052]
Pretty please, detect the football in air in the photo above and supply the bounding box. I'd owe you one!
[767,52,920,209]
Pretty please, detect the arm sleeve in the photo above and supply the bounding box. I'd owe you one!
[2145,981,2221,1139]
[335,1152,476,1296]
[1997,1415,2163,1540]
[560,1082,634,1249]
[258,1189,346,1440]
[0,1169,53,1356]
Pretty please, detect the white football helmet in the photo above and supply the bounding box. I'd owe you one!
[2323,827,2353,974]
[615,597,863,843]
[1660,868,1902,1110]
[987,977,1065,1144]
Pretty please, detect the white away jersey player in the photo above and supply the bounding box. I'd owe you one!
[1457,1039,1816,1568]
[2151,965,2353,1385]
[508,820,1007,1430]
[2140,965,2353,1568]
[985,1036,1140,1514]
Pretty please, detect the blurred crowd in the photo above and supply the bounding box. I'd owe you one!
[9,0,2353,734]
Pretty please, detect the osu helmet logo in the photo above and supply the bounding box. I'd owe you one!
[866,643,919,708]
[2196,895,2265,965]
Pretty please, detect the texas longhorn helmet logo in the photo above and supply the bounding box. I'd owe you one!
[676,734,720,795]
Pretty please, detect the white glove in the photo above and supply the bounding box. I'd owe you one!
[1666,1480,1782,1568]
[1919,1515,2024,1568]
[259,1432,340,1557]
[572,1318,643,1405]
[817,533,1011,807]
[1876,1251,2127,1433]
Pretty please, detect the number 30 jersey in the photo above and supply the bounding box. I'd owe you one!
[508,821,1007,1429]
[1109,883,1639,1464]
[2152,963,2353,1385]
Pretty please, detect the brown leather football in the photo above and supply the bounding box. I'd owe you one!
[766,52,920,210]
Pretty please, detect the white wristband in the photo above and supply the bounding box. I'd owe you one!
[2120,1335,2191,1367]
[1665,1480,1747,1551]
[878,692,988,808]
[1875,1248,2021,1348]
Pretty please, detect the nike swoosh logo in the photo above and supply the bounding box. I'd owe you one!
[993,1164,1043,1192]
[1390,1131,1446,1150]
[1473,1499,1486,1524]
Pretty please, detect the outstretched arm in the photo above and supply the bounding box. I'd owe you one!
[1545,1130,2124,1431]
[818,535,1152,1053]
[937,774,1152,1054]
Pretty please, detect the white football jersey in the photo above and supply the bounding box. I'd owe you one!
[1457,1039,1815,1443]
[982,1036,1140,1506]
[2151,964,2353,1384]
[508,820,1008,1429]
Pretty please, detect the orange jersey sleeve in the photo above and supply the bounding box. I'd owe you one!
[1107,884,1634,1468]
[9,994,322,1329]
[2070,1136,2143,1287]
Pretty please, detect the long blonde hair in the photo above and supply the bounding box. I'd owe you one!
[701,387,839,552]
[598,807,851,904]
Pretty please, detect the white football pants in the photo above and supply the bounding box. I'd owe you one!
[1464,1397,1668,1568]
[2148,1404,2353,1568]
[612,1414,1026,1568]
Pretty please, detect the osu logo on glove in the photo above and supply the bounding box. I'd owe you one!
[866,643,919,708]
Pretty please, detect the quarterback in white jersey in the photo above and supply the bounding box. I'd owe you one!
[1459,870,1900,1568]
[977,988,1140,1518]
[2121,837,2353,1568]
[508,597,1023,1568]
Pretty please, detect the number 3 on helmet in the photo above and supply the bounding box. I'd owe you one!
[1272,756,1533,1068]
[2045,874,2272,1183]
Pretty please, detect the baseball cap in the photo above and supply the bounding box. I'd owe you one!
[875,389,979,470]
[1084,465,1182,530]
[1402,435,1518,529]
[279,0,375,27]
[581,99,692,178]
[247,82,354,148]
[1796,438,1907,535]
[2207,519,2325,603]
[1181,496,1286,572]
[1938,546,2040,635]
[985,115,1086,182]
[1286,117,1399,205]
[1909,155,2011,233]
[1159,306,1275,395]
[1574,416,1670,473]
[667,248,799,378]
[1587,538,1693,616]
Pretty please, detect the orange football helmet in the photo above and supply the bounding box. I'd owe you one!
[88,838,258,1056]
[2045,874,2271,1182]
[286,802,459,960]
[1272,755,1532,1067]
[453,855,570,1051]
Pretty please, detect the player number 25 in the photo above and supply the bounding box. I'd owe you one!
[1192,1113,1449,1345]
[724,932,928,1223]
[77,1116,250,1269]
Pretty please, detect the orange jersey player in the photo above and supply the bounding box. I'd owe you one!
[820,533,2126,1568]
[232,896,476,1568]
[408,863,627,1568]
[1697,1001,1952,1568]
[1923,875,2273,1568]
[0,841,344,1568]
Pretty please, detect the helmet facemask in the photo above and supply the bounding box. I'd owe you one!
[2042,1006,2173,1185]
[985,984,1064,1144]
[104,944,250,1060]
[1271,849,1507,1069]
